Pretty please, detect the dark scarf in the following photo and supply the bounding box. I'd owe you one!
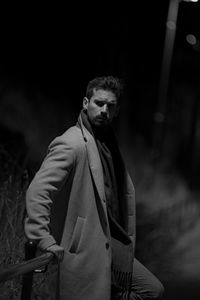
[78,110,134,295]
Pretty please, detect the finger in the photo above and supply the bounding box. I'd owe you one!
[54,250,64,262]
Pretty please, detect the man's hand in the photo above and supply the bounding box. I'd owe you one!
[46,244,64,262]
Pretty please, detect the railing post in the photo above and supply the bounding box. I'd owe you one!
[20,240,37,300]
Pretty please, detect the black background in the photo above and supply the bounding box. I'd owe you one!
[1,2,200,299]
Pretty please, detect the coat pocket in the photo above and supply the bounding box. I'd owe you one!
[68,216,85,254]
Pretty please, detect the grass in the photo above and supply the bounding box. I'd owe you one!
[0,164,28,299]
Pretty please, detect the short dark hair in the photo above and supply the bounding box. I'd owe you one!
[86,76,123,101]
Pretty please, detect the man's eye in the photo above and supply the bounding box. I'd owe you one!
[96,101,103,107]
[108,104,116,109]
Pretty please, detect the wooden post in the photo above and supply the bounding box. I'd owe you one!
[20,241,37,300]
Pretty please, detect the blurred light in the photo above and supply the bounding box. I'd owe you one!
[154,112,165,123]
[182,0,198,2]
[186,34,197,45]
[166,20,176,30]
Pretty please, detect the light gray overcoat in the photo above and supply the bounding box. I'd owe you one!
[25,115,136,300]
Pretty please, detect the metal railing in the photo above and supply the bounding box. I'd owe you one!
[0,241,54,300]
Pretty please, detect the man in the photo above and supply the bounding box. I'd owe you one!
[25,76,164,299]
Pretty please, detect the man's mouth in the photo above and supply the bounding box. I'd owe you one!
[97,117,107,121]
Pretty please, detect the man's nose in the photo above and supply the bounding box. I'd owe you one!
[101,104,108,115]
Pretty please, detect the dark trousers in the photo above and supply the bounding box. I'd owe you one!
[111,258,164,299]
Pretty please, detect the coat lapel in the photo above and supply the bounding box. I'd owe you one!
[84,131,105,201]
[78,114,105,201]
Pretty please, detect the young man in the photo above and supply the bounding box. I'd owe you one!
[25,76,164,299]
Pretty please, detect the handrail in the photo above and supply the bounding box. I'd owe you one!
[0,252,54,284]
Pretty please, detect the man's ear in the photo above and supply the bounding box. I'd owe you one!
[83,97,89,111]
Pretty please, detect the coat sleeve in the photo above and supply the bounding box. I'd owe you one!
[24,134,76,250]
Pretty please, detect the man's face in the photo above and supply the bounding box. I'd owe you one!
[83,88,119,127]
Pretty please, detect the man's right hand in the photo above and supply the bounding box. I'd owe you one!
[46,244,64,262]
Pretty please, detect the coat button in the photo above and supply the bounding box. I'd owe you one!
[105,242,109,249]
